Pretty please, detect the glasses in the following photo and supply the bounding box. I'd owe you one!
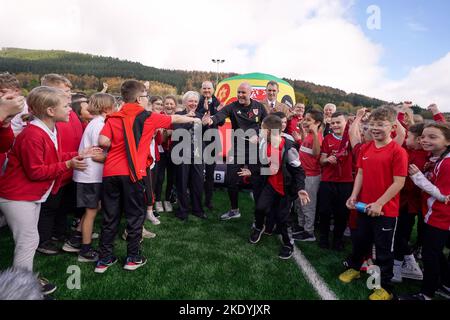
[368,124,392,129]
[153,102,163,106]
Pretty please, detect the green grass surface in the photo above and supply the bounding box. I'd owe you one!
[1,187,433,300]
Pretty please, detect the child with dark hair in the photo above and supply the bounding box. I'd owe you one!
[318,111,353,251]
[294,109,323,241]
[240,115,309,259]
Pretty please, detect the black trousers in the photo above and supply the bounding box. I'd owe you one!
[38,182,81,244]
[38,186,64,244]
[226,162,262,210]
[318,181,353,241]
[394,204,418,260]
[99,176,146,259]
[154,152,174,202]
[421,224,450,297]
[254,184,293,247]
[175,163,204,218]
[348,214,397,291]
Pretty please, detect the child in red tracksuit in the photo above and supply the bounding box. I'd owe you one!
[339,106,408,300]
[0,86,89,295]
[400,123,450,300]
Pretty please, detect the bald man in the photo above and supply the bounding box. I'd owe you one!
[203,82,268,220]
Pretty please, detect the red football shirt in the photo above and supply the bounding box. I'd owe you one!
[101,112,172,177]
[357,140,408,218]
[321,134,353,182]
[299,133,323,176]
[267,138,286,196]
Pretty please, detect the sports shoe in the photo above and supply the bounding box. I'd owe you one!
[62,237,81,253]
[360,258,374,272]
[220,209,241,221]
[155,201,164,213]
[391,260,403,283]
[401,255,423,280]
[295,232,316,242]
[278,245,294,259]
[94,256,118,274]
[249,225,265,244]
[343,226,351,237]
[37,241,60,255]
[435,285,450,300]
[291,225,304,235]
[339,268,361,283]
[142,226,156,239]
[123,255,147,271]
[163,201,173,213]
[146,209,161,225]
[264,224,274,236]
[398,292,431,301]
[78,248,99,263]
[369,288,393,300]
[39,277,57,295]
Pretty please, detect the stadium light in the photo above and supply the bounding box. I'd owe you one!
[212,59,225,85]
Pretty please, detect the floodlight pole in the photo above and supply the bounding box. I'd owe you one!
[212,59,225,85]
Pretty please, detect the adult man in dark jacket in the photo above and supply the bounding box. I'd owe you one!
[203,82,268,220]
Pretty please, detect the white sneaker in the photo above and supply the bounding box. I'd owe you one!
[155,201,164,213]
[146,209,161,225]
[402,255,423,280]
[163,201,173,213]
[142,227,156,239]
[391,260,403,283]
[343,226,351,237]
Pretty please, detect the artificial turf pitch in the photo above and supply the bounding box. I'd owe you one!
[0,188,423,300]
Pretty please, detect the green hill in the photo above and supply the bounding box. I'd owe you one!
[0,47,387,109]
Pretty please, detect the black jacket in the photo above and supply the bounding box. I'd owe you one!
[211,99,267,133]
[251,138,306,200]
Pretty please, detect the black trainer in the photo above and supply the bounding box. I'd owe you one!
[398,292,430,301]
[78,248,99,263]
[37,241,60,255]
[62,236,81,253]
[264,225,274,236]
[39,277,57,295]
[278,245,294,259]
[291,225,304,235]
[249,226,265,244]
[295,232,316,242]
[436,285,450,300]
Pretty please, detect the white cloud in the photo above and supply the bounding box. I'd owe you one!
[0,0,449,111]
[372,53,450,112]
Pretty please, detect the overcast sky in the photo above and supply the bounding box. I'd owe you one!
[1,0,449,111]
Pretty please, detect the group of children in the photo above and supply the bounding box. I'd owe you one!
[0,72,449,301]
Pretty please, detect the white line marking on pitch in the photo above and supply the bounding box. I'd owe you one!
[292,245,339,300]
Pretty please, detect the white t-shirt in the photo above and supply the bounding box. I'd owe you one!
[73,116,105,184]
